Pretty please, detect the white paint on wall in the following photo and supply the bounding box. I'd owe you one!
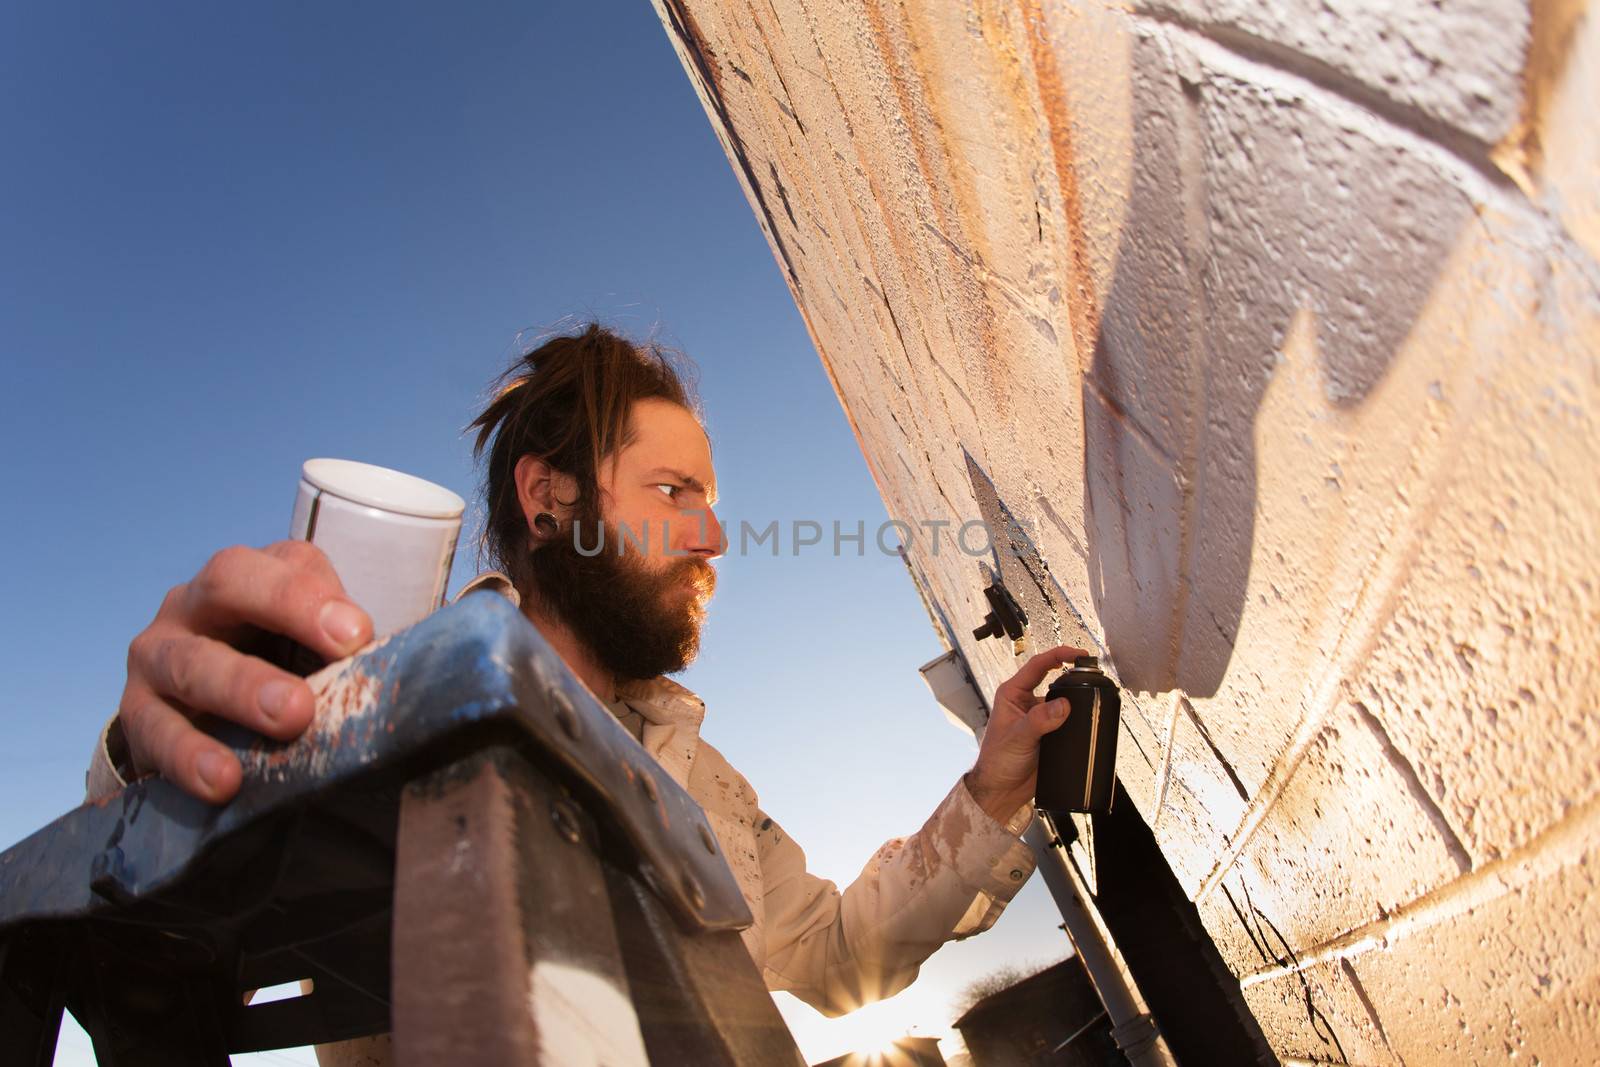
[654,0,1600,1060]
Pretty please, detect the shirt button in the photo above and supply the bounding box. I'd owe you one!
[1008,869,1024,881]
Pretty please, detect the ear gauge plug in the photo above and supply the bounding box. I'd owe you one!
[533,511,559,537]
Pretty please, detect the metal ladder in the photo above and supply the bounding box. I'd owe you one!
[0,593,803,1066]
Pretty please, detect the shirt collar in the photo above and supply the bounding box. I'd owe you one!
[617,673,707,731]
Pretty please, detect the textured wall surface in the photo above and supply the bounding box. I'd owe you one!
[650,0,1600,1062]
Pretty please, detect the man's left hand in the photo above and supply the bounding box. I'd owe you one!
[965,645,1090,823]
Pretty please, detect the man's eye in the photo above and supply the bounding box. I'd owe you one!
[654,484,681,500]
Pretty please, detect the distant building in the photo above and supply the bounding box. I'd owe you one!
[813,1035,946,1066]
[954,959,1127,1067]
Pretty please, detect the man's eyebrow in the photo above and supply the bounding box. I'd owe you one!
[648,467,718,505]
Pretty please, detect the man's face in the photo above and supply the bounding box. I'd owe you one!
[526,398,723,681]
[594,396,723,571]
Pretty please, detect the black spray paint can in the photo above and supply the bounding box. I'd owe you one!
[1034,656,1121,814]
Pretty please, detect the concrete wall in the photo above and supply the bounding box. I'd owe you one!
[650,0,1600,1062]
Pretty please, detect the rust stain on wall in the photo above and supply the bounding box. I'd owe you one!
[1492,0,1590,192]
[1018,0,1101,370]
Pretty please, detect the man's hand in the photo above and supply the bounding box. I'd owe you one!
[965,645,1090,823]
[117,541,373,803]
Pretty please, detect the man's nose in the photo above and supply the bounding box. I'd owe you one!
[683,508,724,560]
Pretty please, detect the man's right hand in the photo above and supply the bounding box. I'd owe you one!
[118,541,373,803]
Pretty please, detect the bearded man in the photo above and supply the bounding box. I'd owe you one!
[87,323,1083,1062]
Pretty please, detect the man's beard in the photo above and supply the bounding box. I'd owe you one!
[525,518,717,683]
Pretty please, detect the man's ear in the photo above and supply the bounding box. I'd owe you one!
[513,455,576,535]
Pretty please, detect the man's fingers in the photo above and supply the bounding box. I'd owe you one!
[119,690,243,804]
[133,629,315,740]
[1027,697,1073,736]
[185,544,372,661]
[261,538,343,581]
[997,645,1091,702]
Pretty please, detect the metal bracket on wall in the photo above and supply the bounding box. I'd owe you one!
[971,575,1028,653]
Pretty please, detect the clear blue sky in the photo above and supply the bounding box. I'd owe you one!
[0,3,1068,1062]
